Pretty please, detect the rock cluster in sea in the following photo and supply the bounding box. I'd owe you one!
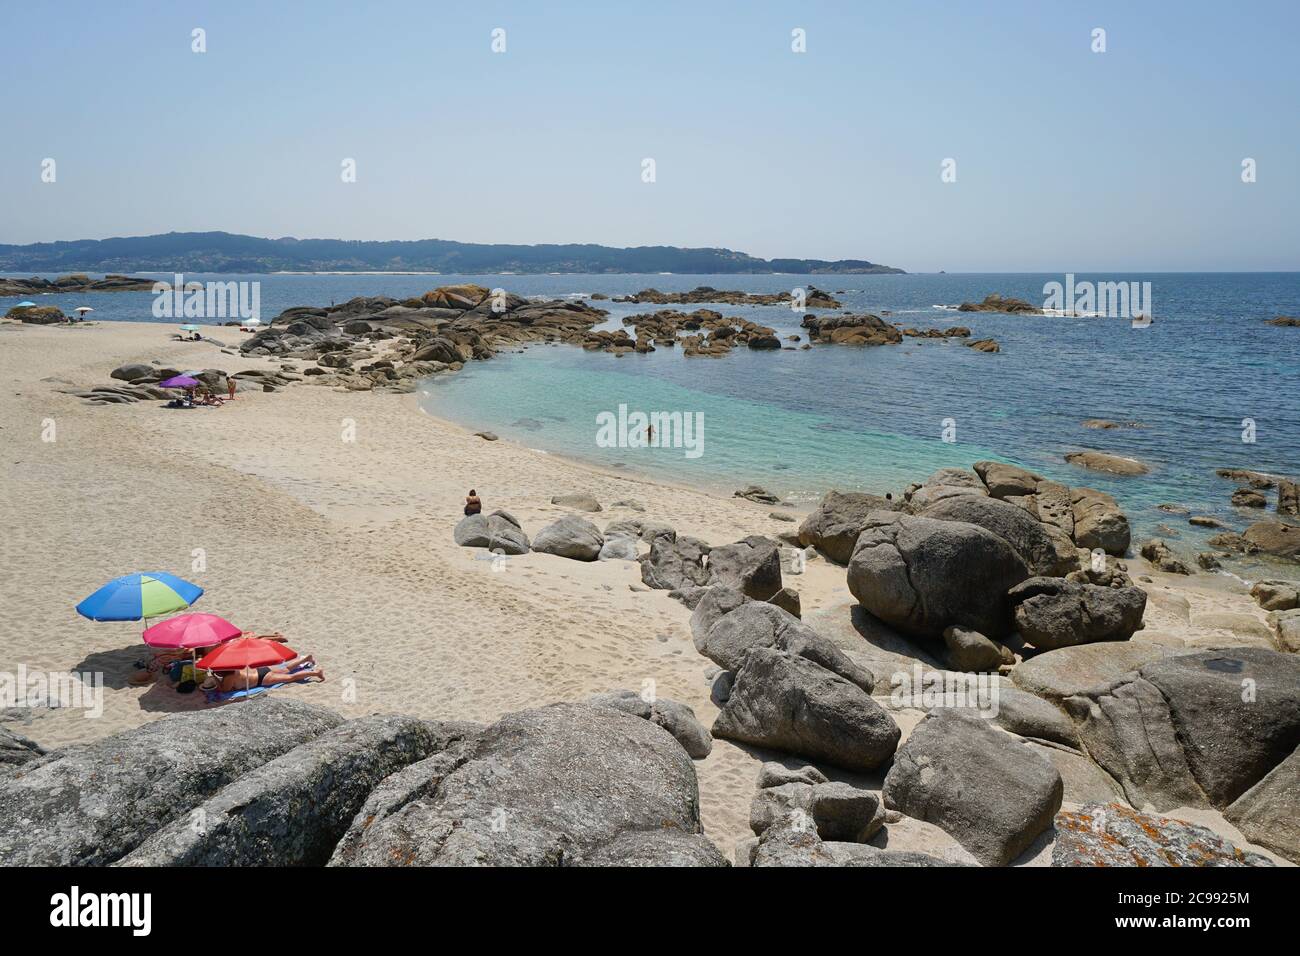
[0,273,156,296]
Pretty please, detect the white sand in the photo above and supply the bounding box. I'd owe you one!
[0,318,1287,863]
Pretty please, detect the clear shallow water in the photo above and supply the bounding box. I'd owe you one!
[7,271,1298,554]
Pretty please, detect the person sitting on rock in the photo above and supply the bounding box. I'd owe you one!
[464,489,482,516]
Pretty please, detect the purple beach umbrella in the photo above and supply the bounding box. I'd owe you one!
[159,375,200,389]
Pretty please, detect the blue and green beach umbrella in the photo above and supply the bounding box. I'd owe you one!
[76,572,204,622]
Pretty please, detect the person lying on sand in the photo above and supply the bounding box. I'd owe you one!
[239,630,288,643]
[209,654,324,692]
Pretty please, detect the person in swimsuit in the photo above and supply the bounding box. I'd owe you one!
[211,654,323,692]
[464,489,482,516]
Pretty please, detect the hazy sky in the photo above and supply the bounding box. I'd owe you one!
[3,0,1297,271]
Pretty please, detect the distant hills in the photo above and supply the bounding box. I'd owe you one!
[0,231,904,275]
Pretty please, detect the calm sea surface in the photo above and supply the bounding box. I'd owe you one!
[6,271,1298,556]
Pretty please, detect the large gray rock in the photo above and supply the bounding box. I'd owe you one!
[453,513,530,555]
[798,490,901,564]
[1053,803,1273,866]
[1071,487,1131,555]
[639,534,711,589]
[757,761,829,789]
[550,493,602,512]
[943,624,1012,672]
[706,535,782,600]
[1139,648,1300,805]
[0,699,342,866]
[604,516,675,543]
[532,515,604,561]
[1008,577,1147,650]
[750,820,953,867]
[1063,678,1208,811]
[328,703,722,866]
[1011,640,1178,700]
[1242,520,1300,560]
[905,467,988,511]
[713,648,900,771]
[883,709,1063,866]
[696,602,874,692]
[0,726,46,771]
[847,512,1031,639]
[117,716,450,866]
[597,535,639,561]
[921,494,1078,576]
[586,690,712,759]
[689,586,750,642]
[968,686,1079,747]
[974,460,1042,499]
[1225,745,1300,864]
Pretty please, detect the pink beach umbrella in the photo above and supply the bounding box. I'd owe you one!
[142,613,241,650]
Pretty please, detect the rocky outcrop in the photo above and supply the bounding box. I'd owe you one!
[550,493,602,512]
[800,313,902,346]
[1225,746,1300,863]
[883,709,1063,866]
[1052,803,1273,866]
[0,698,343,866]
[1140,648,1300,806]
[1242,520,1300,560]
[117,716,446,866]
[904,467,988,511]
[943,625,1013,671]
[1065,449,1150,477]
[1071,486,1131,555]
[748,819,951,867]
[639,534,711,589]
[920,494,1078,576]
[1055,806,1268,868]
[1278,479,1299,516]
[957,294,1041,314]
[1252,580,1300,612]
[973,460,1042,499]
[1063,677,1208,811]
[0,273,155,296]
[797,490,901,564]
[453,512,530,555]
[712,648,900,771]
[695,602,873,691]
[532,515,604,561]
[329,702,724,866]
[0,726,46,771]
[1008,577,1147,650]
[587,690,713,759]
[847,512,1030,639]
[1140,538,1192,574]
[706,535,782,599]
[613,286,841,308]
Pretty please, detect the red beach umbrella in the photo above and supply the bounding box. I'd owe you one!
[196,637,295,671]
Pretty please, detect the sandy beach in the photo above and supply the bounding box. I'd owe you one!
[1,317,1289,862]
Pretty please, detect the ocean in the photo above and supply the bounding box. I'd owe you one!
[5,271,1298,561]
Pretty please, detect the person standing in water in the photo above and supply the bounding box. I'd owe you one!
[464,489,482,516]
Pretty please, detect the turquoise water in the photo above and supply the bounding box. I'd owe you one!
[6,271,1298,554]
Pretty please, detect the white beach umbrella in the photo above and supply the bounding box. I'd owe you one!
[74,306,94,314]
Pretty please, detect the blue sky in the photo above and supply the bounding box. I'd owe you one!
[2,0,1297,271]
